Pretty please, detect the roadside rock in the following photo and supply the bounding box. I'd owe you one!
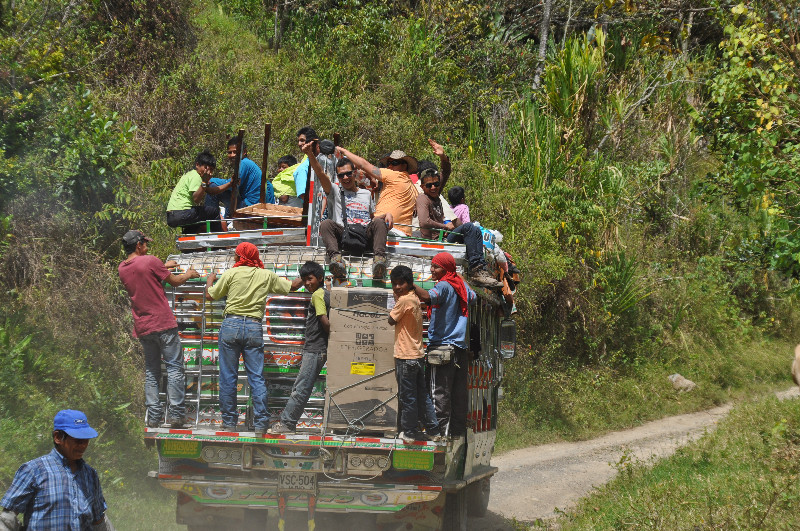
[668,373,697,392]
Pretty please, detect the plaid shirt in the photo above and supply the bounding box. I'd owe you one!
[0,448,106,531]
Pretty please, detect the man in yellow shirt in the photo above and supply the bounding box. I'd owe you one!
[206,242,303,434]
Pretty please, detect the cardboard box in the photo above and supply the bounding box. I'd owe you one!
[325,288,398,432]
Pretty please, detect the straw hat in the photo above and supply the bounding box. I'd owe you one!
[379,150,418,174]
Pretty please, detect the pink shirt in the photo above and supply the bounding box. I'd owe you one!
[452,203,470,224]
[118,255,177,337]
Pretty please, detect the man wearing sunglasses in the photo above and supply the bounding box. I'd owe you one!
[1,410,116,531]
[416,141,503,288]
[334,146,418,239]
[302,142,390,279]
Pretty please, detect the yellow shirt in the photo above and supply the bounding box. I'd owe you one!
[208,267,292,319]
[389,292,424,359]
[374,169,417,236]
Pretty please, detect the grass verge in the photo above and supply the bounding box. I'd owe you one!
[496,337,796,453]
[546,392,800,530]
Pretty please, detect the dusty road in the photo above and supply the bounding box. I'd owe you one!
[471,388,799,529]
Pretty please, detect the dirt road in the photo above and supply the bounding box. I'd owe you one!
[472,388,799,529]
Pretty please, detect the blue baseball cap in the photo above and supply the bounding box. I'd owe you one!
[54,410,99,439]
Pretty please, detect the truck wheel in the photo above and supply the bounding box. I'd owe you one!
[466,478,491,517]
[442,488,467,531]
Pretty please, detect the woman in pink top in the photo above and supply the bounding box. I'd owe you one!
[448,186,470,224]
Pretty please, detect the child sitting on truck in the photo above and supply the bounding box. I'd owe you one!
[269,261,330,434]
[388,265,442,444]
[447,186,470,224]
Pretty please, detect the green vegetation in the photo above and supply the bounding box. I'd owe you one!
[1,0,799,527]
[551,395,800,529]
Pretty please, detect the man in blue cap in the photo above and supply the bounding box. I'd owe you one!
[0,410,116,531]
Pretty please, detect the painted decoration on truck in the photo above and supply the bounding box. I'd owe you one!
[159,480,440,511]
[160,440,202,459]
[392,450,434,471]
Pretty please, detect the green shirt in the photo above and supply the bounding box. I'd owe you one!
[272,164,299,198]
[208,267,292,320]
[167,169,202,211]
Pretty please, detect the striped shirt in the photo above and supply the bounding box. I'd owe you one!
[0,448,106,531]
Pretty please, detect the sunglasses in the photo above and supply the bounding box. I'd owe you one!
[387,159,406,167]
[424,181,441,188]
[337,170,355,178]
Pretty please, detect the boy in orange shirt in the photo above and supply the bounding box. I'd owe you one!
[388,265,442,444]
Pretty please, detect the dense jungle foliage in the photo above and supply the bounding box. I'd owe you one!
[1,0,799,520]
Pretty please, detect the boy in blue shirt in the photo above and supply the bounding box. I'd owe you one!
[205,139,274,216]
[414,252,475,439]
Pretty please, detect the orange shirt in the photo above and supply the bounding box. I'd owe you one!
[374,169,417,236]
[389,292,424,359]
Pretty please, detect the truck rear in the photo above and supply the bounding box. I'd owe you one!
[143,234,516,531]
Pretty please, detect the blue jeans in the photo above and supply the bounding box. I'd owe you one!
[139,328,185,422]
[218,316,268,429]
[395,358,439,437]
[446,222,486,270]
[281,351,327,430]
[205,179,236,213]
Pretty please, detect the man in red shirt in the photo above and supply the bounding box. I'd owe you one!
[118,230,199,428]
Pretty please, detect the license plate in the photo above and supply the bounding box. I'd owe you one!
[278,471,317,493]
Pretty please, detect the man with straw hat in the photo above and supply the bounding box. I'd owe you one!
[334,146,418,278]
[1,410,116,531]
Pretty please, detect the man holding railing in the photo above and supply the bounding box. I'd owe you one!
[205,242,304,435]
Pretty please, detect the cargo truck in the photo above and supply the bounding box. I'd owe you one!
[143,141,517,530]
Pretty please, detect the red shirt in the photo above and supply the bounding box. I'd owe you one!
[118,255,177,337]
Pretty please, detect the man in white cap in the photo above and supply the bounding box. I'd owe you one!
[0,410,116,531]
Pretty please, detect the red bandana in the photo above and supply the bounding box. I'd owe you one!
[232,242,264,269]
[431,252,468,317]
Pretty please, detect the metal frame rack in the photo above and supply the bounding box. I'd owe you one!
[159,247,451,429]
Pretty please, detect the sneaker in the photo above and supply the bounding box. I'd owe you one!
[399,431,416,444]
[166,417,192,429]
[468,267,504,288]
[267,421,296,435]
[328,254,347,280]
[429,434,447,443]
[372,256,387,280]
[146,418,161,428]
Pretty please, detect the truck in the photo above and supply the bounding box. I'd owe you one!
[143,134,517,531]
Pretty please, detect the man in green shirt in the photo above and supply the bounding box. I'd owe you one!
[206,242,303,433]
[166,150,223,233]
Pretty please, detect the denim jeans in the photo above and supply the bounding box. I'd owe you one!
[446,222,486,270]
[427,346,469,437]
[139,327,185,422]
[218,316,268,429]
[205,178,236,213]
[281,351,327,430]
[395,358,440,437]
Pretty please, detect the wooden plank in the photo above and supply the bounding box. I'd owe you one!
[230,128,245,219]
[260,123,271,204]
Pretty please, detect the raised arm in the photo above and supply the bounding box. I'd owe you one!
[335,147,383,182]
[428,138,451,189]
[301,141,333,195]
[413,284,431,304]
[166,268,201,287]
